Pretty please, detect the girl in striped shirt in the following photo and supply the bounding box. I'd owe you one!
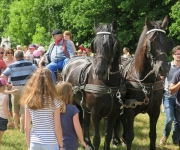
[20,68,63,150]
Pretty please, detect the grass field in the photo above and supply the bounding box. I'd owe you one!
[1,111,179,150]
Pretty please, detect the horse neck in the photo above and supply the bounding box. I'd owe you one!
[136,54,159,83]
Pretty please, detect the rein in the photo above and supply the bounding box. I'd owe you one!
[123,28,166,108]
[94,31,121,79]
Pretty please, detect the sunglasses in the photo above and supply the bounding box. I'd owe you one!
[0,52,4,54]
[7,52,13,54]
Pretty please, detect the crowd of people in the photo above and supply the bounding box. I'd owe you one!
[0,28,180,149]
[0,29,90,150]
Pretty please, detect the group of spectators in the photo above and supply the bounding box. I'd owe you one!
[0,29,90,150]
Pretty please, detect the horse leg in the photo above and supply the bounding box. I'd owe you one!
[104,116,118,150]
[92,113,101,150]
[126,108,135,150]
[83,110,94,149]
[148,108,160,150]
[112,116,121,147]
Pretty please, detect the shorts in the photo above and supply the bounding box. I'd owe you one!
[30,143,59,150]
[11,86,25,114]
[0,117,8,131]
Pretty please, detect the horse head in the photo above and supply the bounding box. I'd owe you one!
[1,36,11,50]
[145,16,170,76]
[91,19,120,80]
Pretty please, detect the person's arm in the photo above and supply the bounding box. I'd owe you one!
[3,89,18,95]
[73,113,87,148]
[169,82,180,94]
[66,41,75,58]
[24,108,31,150]
[54,107,63,149]
[70,41,76,52]
[4,95,13,125]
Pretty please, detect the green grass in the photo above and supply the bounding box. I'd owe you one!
[1,111,179,150]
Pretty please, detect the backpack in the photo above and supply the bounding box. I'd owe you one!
[47,40,69,63]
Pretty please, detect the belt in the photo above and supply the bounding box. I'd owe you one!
[13,84,25,86]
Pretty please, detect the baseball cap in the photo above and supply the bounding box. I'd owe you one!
[51,29,62,35]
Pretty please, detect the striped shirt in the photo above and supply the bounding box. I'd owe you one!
[2,59,37,85]
[26,99,61,144]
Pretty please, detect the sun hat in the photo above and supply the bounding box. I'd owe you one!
[0,78,6,86]
[37,46,45,52]
[33,50,41,58]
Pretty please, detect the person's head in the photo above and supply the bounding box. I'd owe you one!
[123,47,129,54]
[172,45,180,62]
[51,29,63,42]
[29,44,36,54]
[37,46,45,56]
[23,45,28,52]
[0,47,4,59]
[14,50,24,60]
[16,45,22,50]
[56,82,73,113]
[63,30,72,40]
[20,68,58,110]
[0,78,6,92]
[5,48,14,58]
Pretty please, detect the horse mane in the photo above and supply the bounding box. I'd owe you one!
[133,20,163,73]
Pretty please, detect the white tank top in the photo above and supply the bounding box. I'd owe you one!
[0,93,7,119]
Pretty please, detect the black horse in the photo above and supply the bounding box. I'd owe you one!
[120,16,170,150]
[62,20,126,150]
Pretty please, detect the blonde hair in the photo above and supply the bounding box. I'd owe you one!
[56,82,73,113]
[20,67,58,110]
[0,86,5,92]
[63,30,72,40]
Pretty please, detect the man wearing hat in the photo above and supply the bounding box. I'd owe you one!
[46,29,75,82]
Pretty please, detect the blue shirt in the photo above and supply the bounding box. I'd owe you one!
[60,104,79,149]
[2,59,37,85]
[46,39,75,62]
[164,61,180,98]
[171,69,180,108]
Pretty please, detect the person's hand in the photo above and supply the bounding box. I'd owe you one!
[13,89,18,93]
[7,122,14,128]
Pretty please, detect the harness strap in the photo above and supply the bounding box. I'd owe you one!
[125,81,163,91]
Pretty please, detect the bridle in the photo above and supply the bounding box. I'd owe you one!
[93,30,119,80]
[146,28,167,67]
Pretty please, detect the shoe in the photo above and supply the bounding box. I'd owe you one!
[160,136,167,145]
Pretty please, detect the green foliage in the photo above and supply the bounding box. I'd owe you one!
[169,2,180,45]
[32,24,51,47]
[0,0,179,53]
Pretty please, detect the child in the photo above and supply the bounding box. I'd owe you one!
[56,82,87,150]
[0,78,17,145]
[20,68,64,150]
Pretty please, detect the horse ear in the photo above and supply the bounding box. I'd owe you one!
[94,19,99,31]
[1,36,4,40]
[8,36,10,41]
[112,19,118,31]
[145,17,153,30]
[161,15,168,30]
